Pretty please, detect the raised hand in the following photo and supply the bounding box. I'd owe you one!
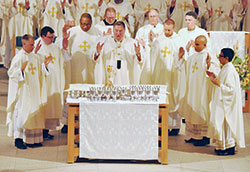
[13,0,17,8]
[44,54,52,67]
[171,0,176,7]
[229,9,233,19]
[134,42,141,61]
[186,40,194,52]
[34,40,42,54]
[98,0,103,7]
[73,0,77,7]
[61,0,66,10]
[25,0,30,10]
[103,28,112,36]
[148,30,156,42]
[178,47,185,60]
[136,38,145,49]
[206,71,220,86]
[96,42,104,54]
[43,0,48,10]
[206,53,211,69]
[63,31,70,50]
[192,0,198,8]
[21,60,29,72]
[208,8,213,18]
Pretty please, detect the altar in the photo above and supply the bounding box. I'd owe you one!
[66,84,169,164]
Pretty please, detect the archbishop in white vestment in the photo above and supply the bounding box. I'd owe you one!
[94,21,143,85]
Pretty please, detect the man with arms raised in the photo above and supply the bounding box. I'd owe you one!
[94,21,143,85]
[135,9,163,84]
[35,26,68,140]
[151,19,182,135]
[6,34,52,149]
[178,35,219,146]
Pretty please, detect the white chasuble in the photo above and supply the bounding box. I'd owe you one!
[179,49,211,125]
[209,62,245,148]
[168,0,207,32]
[69,0,102,25]
[104,0,136,35]
[8,0,36,38]
[35,38,65,120]
[206,0,239,31]
[7,49,47,136]
[96,35,143,85]
[178,25,211,57]
[134,0,167,29]
[68,26,97,84]
[39,0,66,36]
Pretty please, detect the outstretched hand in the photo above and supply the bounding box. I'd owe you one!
[21,60,29,72]
[178,47,185,60]
[134,42,141,61]
[206,71,220,86]
[34,40,42,54]
[44,54,52,67]
[206,53,211,69]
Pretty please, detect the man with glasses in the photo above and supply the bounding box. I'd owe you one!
[35,26,68,140]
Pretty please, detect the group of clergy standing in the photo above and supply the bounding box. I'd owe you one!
[4,0,246,157]
[0,0,249,67]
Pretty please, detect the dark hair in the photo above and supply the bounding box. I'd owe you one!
[22,34,33,41]
[221,48,235,62]
[113,21,125,29]
[80,13,92,21]
[41,26,54,37]
[185,11,197,19]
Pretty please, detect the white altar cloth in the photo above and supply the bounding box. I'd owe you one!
[79,102,159,160]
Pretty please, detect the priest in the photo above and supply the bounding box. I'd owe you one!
[35,26,67,140]
[93,7,131,38]
[93,21,144,85]
[178,35,219,146]
[151,19,182,135]
[6,34,52,149]
[207,48,245,155]
[135,9,163,84]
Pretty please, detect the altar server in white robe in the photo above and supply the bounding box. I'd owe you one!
[206,0,244,31]
[168,0,207,32]
[207,48,245,155]
[38,0,70,37]
[68,0,106,25]
[35,26,67,140]
[93,7,131,38]
[135,9,163,84]
[178,35,220,146]
[134,0,167,32]
[0,0,12,68]
[6,34,52,149]
[100,0,136,37]
[151,19,182,136]
[94,21,144,85]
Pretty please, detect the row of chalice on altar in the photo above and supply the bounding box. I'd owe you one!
[84,85,161,102]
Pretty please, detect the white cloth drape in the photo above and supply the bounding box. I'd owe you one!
[79,102,159,160]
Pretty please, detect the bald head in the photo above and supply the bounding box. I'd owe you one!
[194,35,207,52]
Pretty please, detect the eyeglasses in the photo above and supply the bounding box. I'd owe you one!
[219,54,224,58]
[46,36,54,39]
